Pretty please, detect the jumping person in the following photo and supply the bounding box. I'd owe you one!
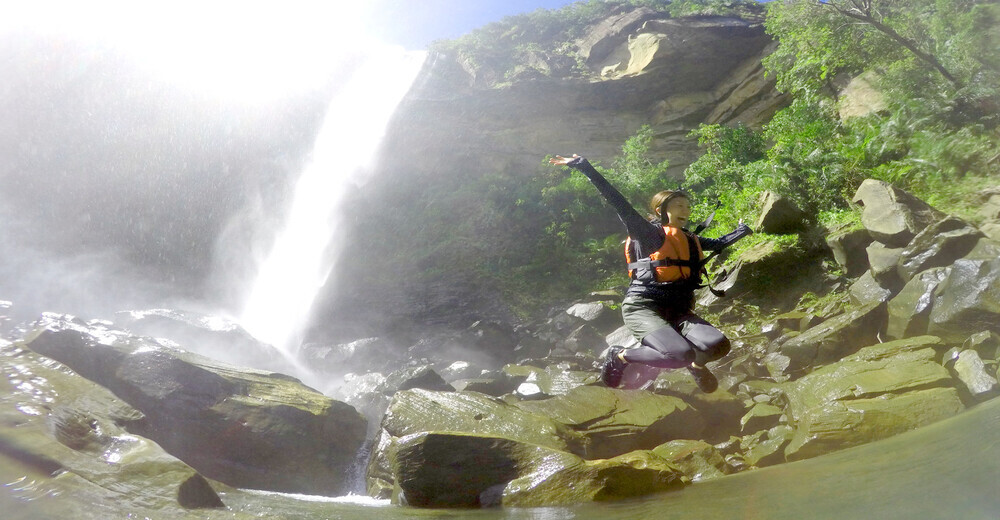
[548,154,752,393]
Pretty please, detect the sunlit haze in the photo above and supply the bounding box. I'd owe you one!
[2,1,379,102]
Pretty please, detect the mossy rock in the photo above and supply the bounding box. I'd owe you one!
[392,431,686,508]
[783,337,963,461]
[776,301,887,377]
[513,386,705,459]
[22,315,366,495]
[928,241,1000,343]
[0,341,224,514]
[651,439,729,482]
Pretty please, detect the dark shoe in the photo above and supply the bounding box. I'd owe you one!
[687,364,718,393]
[601,346,627,388]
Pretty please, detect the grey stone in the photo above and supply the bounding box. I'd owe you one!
[866,241,905,289]
[783,338,963,461]
[24,314,366,496]
[849,271,893,306]
[953,350,998,397]
[826,226,873,277]
[897,216,984,281]
[851,179,944,247]
[777,301,887,377]
[755,191,809,234]
[927,244,1000,343]
[886,267,951,340]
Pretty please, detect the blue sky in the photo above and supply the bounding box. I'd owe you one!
[362,0,581,49]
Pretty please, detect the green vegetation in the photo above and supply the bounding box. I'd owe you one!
[681,0,999,236]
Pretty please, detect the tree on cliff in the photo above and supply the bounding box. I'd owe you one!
[764,0,997,103]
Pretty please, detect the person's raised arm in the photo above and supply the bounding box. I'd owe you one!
[698,221,753,252]
[549,154,656,242]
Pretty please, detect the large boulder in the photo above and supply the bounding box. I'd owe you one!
[896,216,984,281]
[848,271,893,306]
[755,191,809,235]
[951,350,998,399]
[886,267,952,340]
[647,369,747,441]
[393,431,686,507]
[565,301,624,335]
[22,314,366,495]
[651,439,730,482]
[114,308,299,376]
[365,388,586,497]
[825,225,872,277]
[851,179,944,247]
[783,336,963,461]
[927,241,1000,342]
[865,241,905,290]
[513,386,706,459]
[775,301,887,377]
[0,340,224,513]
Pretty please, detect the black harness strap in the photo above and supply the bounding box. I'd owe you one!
[628,231,726,297]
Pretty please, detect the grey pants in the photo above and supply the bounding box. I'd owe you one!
[621,295,731,368]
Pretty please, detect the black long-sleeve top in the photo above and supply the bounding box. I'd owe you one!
[566,156,749,288]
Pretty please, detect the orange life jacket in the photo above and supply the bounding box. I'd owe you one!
[625,226,704,284]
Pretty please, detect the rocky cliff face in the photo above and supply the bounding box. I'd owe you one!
[382,13,783,181]
[317,10,787,337]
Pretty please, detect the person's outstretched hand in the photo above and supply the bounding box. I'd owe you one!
[548,154,580,166]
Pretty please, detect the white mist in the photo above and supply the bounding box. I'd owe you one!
[240,46,426,357]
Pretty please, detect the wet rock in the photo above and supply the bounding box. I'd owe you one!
[606,325,641,349]
[440,360,484,382]
[740,402,784,433]
[754,191,809,234]
[742,424,794,468]
[701,236,823,307]
[776,301,887,377]
[927,241,1000,343]
[376,389,582,452]
[513,386,706,459]
[393,431,685,507]
[114,308,298,375]
[0,340,225,512]
[565,301,622,335]
[763,351,792,381]
[647,370,746,442]
[380,365,453,393]
[452,376,519,396]
[952,350,998,399]
[897,216,984,281]
[963,331,1000,363]
[848,271,893,306]
[825,226,872,277]
[301,336,403,376]
[783,337,963,461]
[366,388,587,497]
[886,267,951,339]
[772,311,820,332]
[651,439,729,482]
[851,179,943,247]
[559,323,607,355]
[508,362,596,398]
[23,314,366,496]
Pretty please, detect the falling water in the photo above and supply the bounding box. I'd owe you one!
[240,46,426,357]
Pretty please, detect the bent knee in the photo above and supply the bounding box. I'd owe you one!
[694,335,731,365]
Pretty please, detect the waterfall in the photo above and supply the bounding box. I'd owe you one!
[240,46,426,357]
